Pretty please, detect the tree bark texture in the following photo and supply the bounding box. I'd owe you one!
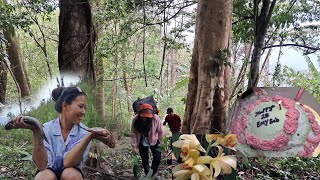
[182,0,232,134]
[248,0,277,89]
[94,52,105,122]
[181,30,198,134]
[169,49,178,85]
[58,0,96,82]
[0,61,7,103]
[92,7,106,124]
[4,30,31,97]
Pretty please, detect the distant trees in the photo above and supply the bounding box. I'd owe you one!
[4,29,31,97]
[232,0,320,92]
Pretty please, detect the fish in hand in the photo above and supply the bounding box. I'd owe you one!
[1,116,49,144]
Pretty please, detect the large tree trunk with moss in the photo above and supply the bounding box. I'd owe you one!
[58,0,96,82]
[181,38,198,134]
[0,61,7,103]
[182,0,232,134]
[4,30,31,97]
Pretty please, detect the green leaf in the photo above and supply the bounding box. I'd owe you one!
[171,77,189,92]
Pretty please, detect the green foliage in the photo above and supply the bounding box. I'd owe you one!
[238,156,320,179]
[216,49,231,62]
[233,0,320,53]
[132,155,141,178]
[0,138,36,179]
[272,60,282,87]
[171,77,189,92]
[281,56,320,101]
[157,136,170,154]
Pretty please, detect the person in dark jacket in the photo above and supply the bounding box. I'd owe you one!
[163,107,181,160]
[163,107,181,135]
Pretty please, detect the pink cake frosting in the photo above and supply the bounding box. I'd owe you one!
[235,95,299,150]
[230,89,320,157]
[298,104,320,156]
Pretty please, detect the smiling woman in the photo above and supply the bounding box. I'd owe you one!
[9,86,115,180]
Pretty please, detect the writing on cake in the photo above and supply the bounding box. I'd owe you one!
[255,105,280,127]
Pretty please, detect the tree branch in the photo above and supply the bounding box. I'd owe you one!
[264,0,296,46]
[143,2,195,26]
[100,77,142,82]
[232,16,253,25]
[262,44,320,52]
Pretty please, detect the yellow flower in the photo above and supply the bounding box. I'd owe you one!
[173,164,212,180]
[196,146,237,178]
[183,150,200,167]
[173,134,206,161]
[206,134,237,150]
[206,134,224,146]
[224,134,237,148]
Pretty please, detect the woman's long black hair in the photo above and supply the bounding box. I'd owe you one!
[134,115,153,135]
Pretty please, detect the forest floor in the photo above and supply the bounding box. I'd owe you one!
[1,128,319,180]
[82,135,173,180]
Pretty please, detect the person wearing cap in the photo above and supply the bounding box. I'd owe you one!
[131,103,165,177]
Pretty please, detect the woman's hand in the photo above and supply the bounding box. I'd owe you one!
[88,127,116,148]
[132,148,139,155]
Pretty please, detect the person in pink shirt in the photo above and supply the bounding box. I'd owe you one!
[131,103,165,177]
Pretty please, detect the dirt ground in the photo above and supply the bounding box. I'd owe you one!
[82,133,173,180]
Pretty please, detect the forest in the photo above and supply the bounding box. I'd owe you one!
[0,0,319,179]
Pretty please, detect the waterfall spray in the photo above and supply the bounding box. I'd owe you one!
[0,74,81,117]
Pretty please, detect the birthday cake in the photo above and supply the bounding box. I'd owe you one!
[229,88,320,157]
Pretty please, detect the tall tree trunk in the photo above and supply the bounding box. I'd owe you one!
[94,51,105,123]
[4,30,31,97]
[91,1,105,124]
[111,22,118,121]
[169,49,177,85]
[181,37,198,134]
[248,0,277,88]
[129,33,141,94]
[182,0,232,134]
[0,61,7,103]
[58,0,96,82]
[121,42,133,113]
